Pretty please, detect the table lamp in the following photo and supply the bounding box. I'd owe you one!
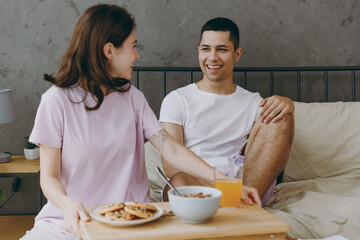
[0,89,18,163]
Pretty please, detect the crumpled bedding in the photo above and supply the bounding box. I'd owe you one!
[266,167,360,239]
[265,102,360,239]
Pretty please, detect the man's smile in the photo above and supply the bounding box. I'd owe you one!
[206,65,223,73]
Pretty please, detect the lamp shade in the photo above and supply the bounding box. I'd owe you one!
[0,89,18,124]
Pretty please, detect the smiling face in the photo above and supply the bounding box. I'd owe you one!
[105,29,139,80]
[198,31,242,84]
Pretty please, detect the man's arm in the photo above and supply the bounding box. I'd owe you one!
[259,95,295,123]
[261,95,295,144]
[159,122,184,178]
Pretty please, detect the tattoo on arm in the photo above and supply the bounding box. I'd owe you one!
[152,130,168,151]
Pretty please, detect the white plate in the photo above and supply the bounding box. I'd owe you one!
[89,203,163,227]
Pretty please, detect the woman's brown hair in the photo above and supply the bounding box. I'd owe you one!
[44,4,135,110]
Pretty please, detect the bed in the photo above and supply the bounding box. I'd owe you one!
[134,66,360,239]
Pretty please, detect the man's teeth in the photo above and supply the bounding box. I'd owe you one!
[207,65,222,69]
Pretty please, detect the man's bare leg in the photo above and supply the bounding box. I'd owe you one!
[163,114,293,202]
[162,171,211,201]
[244,114,293,197]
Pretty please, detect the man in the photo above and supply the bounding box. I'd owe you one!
[159,17,294,206]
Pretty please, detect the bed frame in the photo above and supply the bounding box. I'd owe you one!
[133,66,360,102]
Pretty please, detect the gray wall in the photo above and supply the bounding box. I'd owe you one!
[0,0,359,154]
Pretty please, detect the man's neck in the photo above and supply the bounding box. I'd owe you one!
[196,78,236,95]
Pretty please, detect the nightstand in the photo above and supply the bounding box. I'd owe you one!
[0,155,43,214]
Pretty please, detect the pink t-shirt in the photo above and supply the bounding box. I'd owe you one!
[29,85,163,232]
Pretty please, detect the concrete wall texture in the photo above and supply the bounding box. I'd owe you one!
[0,0,359,154]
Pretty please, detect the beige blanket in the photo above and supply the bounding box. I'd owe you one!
[265,102,360,239]
[266,166,360,239]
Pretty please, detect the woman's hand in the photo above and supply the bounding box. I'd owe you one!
[241,185,262,207]
[63,197,90,239]
[259,95,294,123]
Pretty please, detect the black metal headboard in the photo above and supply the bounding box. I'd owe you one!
[133,66,359,103]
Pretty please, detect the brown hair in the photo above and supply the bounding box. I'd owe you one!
[199,17,239,51]
[44,4,135,110]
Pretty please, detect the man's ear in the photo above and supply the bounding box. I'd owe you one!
[235,48,242,61]
[103,42,114,60]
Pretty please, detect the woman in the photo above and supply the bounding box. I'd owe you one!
[21,4,260,240]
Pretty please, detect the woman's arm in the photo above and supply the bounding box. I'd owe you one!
[149,129,215,183]
[39,144,89,238]
[148,129,261,206]
[160,122,184,178]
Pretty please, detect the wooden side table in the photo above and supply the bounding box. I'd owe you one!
[0,155,42,213]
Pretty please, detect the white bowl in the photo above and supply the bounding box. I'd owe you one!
[168,186,222,224]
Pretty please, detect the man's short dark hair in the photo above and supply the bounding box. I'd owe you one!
[199,17,239,50]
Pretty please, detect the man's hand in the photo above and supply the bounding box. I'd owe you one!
[242,185,262,207]
[259,95,294,123]
[63,197,90,239]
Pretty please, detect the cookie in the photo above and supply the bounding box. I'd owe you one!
[124,205,154,219]
[104,209,135,221]
[127,201,157,211]
[98,203,125,215]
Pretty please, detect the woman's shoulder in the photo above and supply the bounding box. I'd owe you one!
[126,85,146,101]
[112,85,147,109]
[41,85,66,100]
[41,85,86,104]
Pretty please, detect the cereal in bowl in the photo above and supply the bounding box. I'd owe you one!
[184,192,212,198]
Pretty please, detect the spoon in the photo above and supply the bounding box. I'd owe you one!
[156,167,182,197]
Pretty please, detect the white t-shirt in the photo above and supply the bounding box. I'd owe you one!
[159,83,262,172]
[29,85,163,232]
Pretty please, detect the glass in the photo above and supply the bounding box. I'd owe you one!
[214,166,243,208]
